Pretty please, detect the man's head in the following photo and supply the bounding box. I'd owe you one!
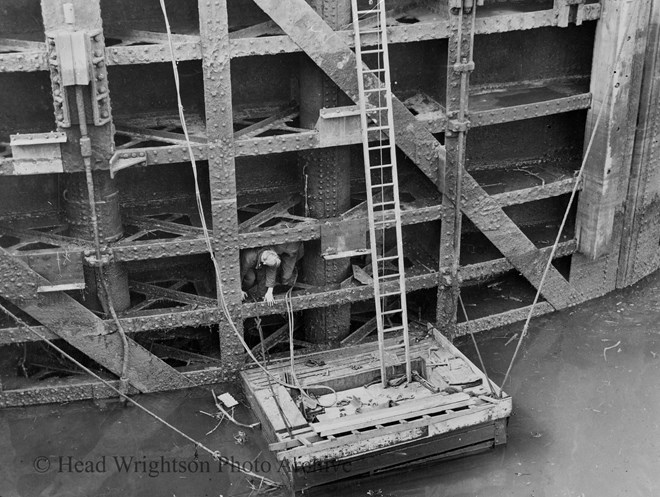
[259,249,281,268]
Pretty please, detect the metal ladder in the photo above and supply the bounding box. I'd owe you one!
[351,0,411,386]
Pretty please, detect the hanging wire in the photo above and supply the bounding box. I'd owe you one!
[458,293,495,397]
[0,301,281,489]
[158,0,336,402]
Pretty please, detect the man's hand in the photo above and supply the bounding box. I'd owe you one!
[241,291,248,301]
[264,288,275,306]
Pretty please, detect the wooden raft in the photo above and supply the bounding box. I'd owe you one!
[241,326,512,491]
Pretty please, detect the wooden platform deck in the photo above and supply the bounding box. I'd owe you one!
[241,326,512,492]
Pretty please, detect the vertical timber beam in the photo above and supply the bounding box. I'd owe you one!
[299,0,352,345]
[617,2,660,287]
[571,0,651,298]
[41,0,130,312]
[438,1,476,338]
[198,0,244,377]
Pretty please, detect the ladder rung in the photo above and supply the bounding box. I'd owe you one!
[379,291,402,299]
[367,125,390,132]
[378,273,400,281]
[356,8,380,15]
[364,87,386,94]
[363,68,386,75]
[383,325,405,333]
[381,308,402,316]
[373,200,395,207]
[360,29,384,35]
[361,48,384,55]
[376,255,399,262]
[366,106,390,112]
[371,182,394,188]
[368,144,390,150]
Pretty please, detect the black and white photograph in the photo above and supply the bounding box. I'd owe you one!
[0,0,658,495]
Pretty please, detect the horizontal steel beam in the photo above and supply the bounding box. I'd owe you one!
[0,240,577,344]
[0,6,602,73]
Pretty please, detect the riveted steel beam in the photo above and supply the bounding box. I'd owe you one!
[0,239,577,345]
[0,89,592,176]
[255,0,582,311]
[438,0,477,336]
[456,302,554,337]
[198,0,244,376]
[0,250,190,390]
[0,5,602,73]
[0,364,231,408]
[469,92,592,127]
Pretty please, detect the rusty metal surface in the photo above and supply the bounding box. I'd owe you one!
[0,250,190,390]
[0,5,602,72]
[455,302,554,337]
[0,365,228,408]
[0,239,578,345]
[438,1,477,334]
[198,0,244,374]
[0,248,39,301]
[0,92,592,176]
[470,92,592,127]
[255,0,582,313]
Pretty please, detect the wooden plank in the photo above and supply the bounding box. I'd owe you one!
[576,0,650,260]
[278,402,494,459]
[253,386,308,435]
[311,393,471,437]
[290,423,498,491]
[616,0,660,287]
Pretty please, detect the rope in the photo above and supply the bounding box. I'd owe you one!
[458,293,495,397]
[157,0,336,416]
[0,302,281,489]
[498,1,641,397]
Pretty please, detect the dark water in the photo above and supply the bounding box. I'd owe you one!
[1,271,659,497]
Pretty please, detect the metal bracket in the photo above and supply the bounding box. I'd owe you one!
[449,0,478,14]
[46,28,111,128]
[453,60,475,73]
[447,118,471,133]
[109,151,148,178]
[84,251,113,267]
[556,0,587,27]
[10,132,67,174]
[321,218,368,260]
[315,105,362,147]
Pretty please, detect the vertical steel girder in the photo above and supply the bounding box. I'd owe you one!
[198,0,244,376]
[253,0,581,311]
[299,0,353,345]
[437,3,476,336]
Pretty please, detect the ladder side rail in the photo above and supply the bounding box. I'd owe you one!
[378,0,412,382]
[351,0,388,385]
